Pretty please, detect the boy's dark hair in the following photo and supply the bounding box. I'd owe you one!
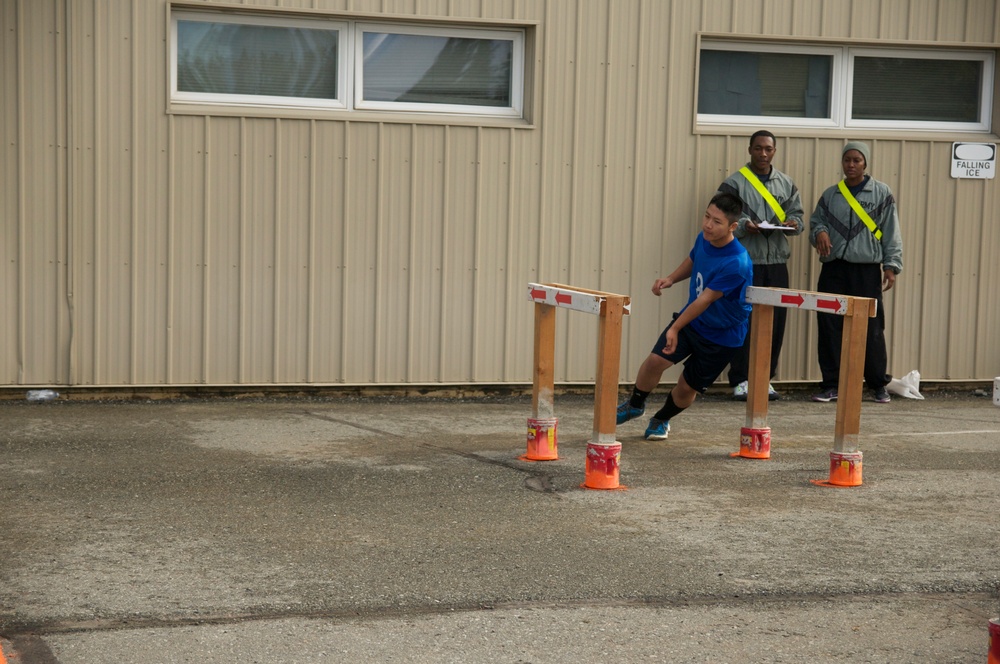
[749,130,776,147]
[709,192,743,223]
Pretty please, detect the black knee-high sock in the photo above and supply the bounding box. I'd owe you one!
[653,391,687,422]
[628,387,650,408]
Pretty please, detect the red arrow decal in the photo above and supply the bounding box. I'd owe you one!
[817,298,842,312]
[530,288,547,301]
[780,294,805,307]
[555,293,573,306]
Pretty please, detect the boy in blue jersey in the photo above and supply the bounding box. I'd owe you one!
[617,192,753,440]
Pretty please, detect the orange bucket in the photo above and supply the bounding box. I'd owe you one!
[989,619,1000,664]
[828,450,863,486]
[584,442,621,489]
[731,426,771,459]
[522,417,558,461]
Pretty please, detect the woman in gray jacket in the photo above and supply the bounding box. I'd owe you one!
[809,141,903,404]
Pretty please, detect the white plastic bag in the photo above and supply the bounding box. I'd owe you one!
[887,370,924,400]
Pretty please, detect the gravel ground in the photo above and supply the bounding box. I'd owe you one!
[1,389,998,662]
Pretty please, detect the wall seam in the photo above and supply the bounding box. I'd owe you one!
[93,1,102,385]
[14,0,25,384]
[130,0,139,384]
[273,118,283,382]
[471,125,483,380]
[202,116,212,384]
[306,119,317,382]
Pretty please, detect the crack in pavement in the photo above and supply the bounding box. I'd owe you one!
[297,410,560,494]
[299,410,406,438]
[2,590,994,638]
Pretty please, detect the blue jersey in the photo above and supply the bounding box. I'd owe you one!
[684,234,753,347]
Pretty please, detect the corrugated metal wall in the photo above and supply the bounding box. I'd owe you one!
[2,0,999,388]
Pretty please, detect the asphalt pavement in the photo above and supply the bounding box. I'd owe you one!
[1,387,999,663]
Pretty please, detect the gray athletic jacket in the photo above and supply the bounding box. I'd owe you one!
[717,164,804,265]
[809,176,903,274]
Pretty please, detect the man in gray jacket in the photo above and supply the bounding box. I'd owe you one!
[718,130,804,400]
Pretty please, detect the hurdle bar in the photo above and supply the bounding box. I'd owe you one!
[733,287,877,487]
[525,283,631,490]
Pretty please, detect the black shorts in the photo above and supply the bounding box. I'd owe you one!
[651,316,739,393]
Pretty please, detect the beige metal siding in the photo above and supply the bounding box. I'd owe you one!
[7,0,69,386]
[3,0,999,390]
[1,0,21,382]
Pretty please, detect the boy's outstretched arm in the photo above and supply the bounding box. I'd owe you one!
[652,257,693,296]
[662,287,724,354]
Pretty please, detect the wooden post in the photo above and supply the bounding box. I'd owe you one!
[745,304,774,430]
[815,295,876,488]
[732,303,775,459]
[833,298,875,453]
[593,296,626,444]
[532,302,556,420]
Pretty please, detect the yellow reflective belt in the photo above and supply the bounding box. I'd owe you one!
[739,166,786,223]
[837,180,883,240]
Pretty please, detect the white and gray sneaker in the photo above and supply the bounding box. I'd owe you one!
[735,381,780,401]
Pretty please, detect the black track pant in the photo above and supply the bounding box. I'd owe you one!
[815,259,890,391]
[728,263,788,386]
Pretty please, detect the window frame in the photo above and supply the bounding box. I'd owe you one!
[171,11,351,111]
[696,37,995,134]
[353,22,524,118]
[846,47,993,132]
[169,9,526,120]
[697,41,845,129]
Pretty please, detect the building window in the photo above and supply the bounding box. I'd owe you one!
[697,40,994,133]
[357,24,521,115]
[698,48,833,120]
[849,51,983,125]
[173,13,348,109]
[171,10,524,119]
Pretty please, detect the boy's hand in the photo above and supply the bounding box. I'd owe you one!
[664,328,679,354]
[652,277,674,296]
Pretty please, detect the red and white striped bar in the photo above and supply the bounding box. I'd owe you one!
[746,286,868,317]
[527,282,631,316]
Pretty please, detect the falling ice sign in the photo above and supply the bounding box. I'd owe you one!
[951,142,996,179]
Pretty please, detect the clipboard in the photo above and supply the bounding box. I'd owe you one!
[757,221,796,231]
